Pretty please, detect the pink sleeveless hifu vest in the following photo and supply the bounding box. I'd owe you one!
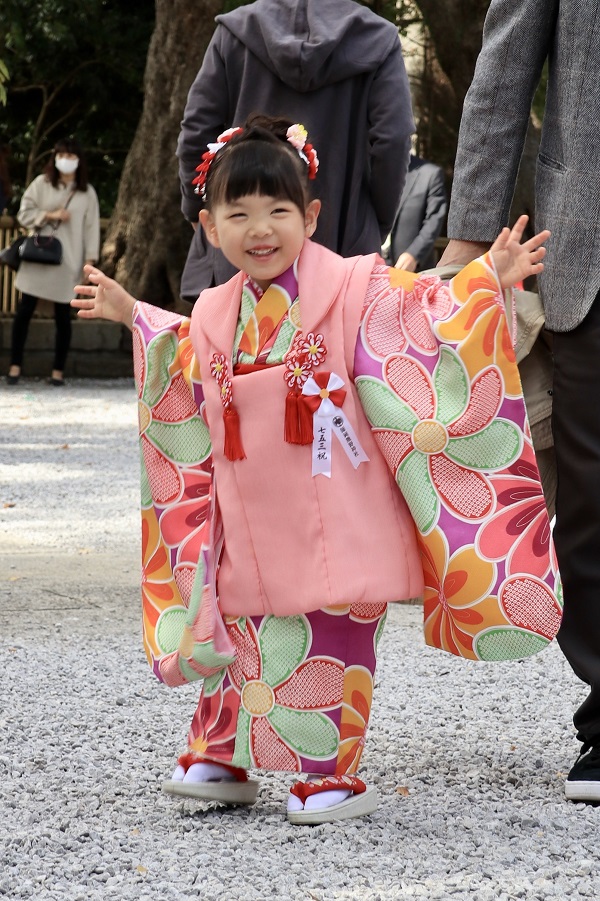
[191,240,423,617]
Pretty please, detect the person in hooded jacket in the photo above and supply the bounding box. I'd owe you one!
[176,0,415,302]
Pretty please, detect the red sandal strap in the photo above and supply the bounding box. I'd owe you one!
[289,775,366,803]
[177,752,248,783]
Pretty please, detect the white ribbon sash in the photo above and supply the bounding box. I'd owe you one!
[302,372,369,478]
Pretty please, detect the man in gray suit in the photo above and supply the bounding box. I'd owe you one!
[385,154,447,272]
[440,0,600,803]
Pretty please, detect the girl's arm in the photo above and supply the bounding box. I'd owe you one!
[71,265,137,330]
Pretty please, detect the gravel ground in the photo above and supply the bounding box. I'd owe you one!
[1,378,599,901]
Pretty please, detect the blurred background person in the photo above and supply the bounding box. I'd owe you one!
[384,152,447,272]
[7,137,100,386]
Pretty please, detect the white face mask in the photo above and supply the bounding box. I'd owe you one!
[55,157,79,175]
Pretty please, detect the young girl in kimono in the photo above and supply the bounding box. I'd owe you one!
[72,115,554,826]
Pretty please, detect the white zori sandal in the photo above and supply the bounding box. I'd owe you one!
[287,775,377,825]
[162,755,259,805]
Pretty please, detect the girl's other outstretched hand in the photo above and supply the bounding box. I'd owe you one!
[490,215,551,289]
[71,265,137,330]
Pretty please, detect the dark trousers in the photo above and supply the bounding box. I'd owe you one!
[10,292,72,372]
[553,290,600,742]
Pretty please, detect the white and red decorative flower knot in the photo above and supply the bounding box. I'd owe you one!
[210,353,228,382]
[302,332,327,365]
[219,378,233,408]
[210,353,234,408]
[285,356,312,389]
[289,330,307,357]
[282,332,328,392]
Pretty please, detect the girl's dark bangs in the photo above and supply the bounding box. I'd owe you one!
[218,143,304,207]
[223,157,274,201]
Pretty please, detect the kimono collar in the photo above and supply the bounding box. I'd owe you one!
[197,240,354,359]
[245,258,299,304]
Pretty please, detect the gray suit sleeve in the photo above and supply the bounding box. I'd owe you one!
[447,0,558,241]
[176,30,230,223]
[367,39,415,240]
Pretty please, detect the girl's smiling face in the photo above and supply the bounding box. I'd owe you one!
[200,193,320,291]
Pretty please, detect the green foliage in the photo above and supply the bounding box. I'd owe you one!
[0,0,154,215]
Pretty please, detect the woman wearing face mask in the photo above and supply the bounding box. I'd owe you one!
[7,137,100,385]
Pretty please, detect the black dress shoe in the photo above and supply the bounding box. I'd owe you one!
[565,741,600,803]
[6,374,20,385]
[47,377,65,386]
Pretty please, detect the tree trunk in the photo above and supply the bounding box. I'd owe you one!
[416,0,489,106]
[414,0,540,228]
[412,0,489,171]
[101,0,223,308]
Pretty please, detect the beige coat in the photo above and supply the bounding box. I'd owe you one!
[15,174,100,304]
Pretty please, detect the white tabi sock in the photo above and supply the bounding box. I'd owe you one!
[287,774,352,812]
[171,762,237,783]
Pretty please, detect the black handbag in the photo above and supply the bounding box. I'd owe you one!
[0,235,26,271]
[11,185,74,267]
[19,233,63,265]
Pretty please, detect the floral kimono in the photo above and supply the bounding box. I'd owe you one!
[135,247,560,774]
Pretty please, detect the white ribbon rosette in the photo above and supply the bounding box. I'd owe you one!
[301,371,369,478]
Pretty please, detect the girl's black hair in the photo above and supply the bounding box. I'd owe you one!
[205,114,310,211]
[44,137,90,191]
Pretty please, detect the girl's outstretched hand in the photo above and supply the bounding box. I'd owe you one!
[490,215,551,289]
[71,264,137,330]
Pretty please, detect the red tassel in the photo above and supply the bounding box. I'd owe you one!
[297,395,314,445]
[285,390,301,444]
[223,405,245,460]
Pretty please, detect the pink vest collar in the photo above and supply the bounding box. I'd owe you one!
[199,240,351,360]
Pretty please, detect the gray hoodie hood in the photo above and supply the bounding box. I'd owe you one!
[215,0,400,92]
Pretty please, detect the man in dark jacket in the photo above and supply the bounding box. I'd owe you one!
[385,154,447,272]
[177,0,414,301]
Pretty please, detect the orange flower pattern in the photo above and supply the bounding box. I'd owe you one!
[134,303,217,684]
[355,257,561,660]
[134,252,561,701]
[186,605,387,774]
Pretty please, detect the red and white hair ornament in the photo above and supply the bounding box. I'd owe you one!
[192,127,244,201]
[193,123,319,201]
